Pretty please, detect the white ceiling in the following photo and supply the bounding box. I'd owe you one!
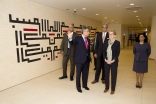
[29,0,156,27]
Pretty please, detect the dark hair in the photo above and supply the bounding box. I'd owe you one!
[81,27,89,33]
[136,33,148,43]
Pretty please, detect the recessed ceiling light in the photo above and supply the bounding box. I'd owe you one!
[136,16,139,17]
[111,20,114,21]
[116,22,118,23]
[96,14,99,15]
[134,11,137,13]
[104,17,107,19]
[82,8,86,10]
[117,5,120,6]
[138,19,140,20]
[130,3,134,5]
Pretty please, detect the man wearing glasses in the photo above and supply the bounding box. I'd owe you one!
[91,24,109,84]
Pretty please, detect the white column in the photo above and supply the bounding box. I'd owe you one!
[149,16,156,60]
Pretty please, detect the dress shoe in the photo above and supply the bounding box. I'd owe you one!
[77,89,82,93]
[59,76,67,79]
[104,89,108,93]
[83,87,90,90]
[136,85,139,88]
[91,80,98,84]
[102,80,105,84]
[138,86,142,89]
[110,91,115,95]
[94,68,96,70]
[70,76,74,81]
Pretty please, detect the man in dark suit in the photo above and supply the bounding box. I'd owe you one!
[68,27,91,93]
[91,32,99,70]
[59,24,78,81]
[91,24,109,84]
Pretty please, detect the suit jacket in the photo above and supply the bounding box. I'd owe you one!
[91,38,96,53]
[60,32,78,56]
[103,40,120,62]
[133,42,151,61]
[95,32,109,57]
[69,35,91,64]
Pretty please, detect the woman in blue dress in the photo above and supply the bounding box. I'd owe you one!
[133,33,151,88]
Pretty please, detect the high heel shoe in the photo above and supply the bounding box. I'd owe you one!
[136,82,139,88]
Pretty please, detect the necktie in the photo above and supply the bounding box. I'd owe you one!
[102,33,106,43]
[84,37,88,50]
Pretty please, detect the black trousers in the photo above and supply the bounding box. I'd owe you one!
[62,49,75,77]
[76,58,90,90]
[93,53,97,69]
[105,62,118,91]
[95,55,105,81]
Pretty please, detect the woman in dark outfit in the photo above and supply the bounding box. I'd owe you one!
[103,29,120,95]
[133,33,151,88]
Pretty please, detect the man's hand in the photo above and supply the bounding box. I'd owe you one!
[94,54,97,58]
[67,31,72,39]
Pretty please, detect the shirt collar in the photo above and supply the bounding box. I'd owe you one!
[82,35,87,40]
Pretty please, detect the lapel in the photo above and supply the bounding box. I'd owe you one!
[72,32,75,39]
[100,32,103,44]
[87,38,90,50]
[81,36,87,50]
[111,40,116,50]
[101,32,109,44]
[106,32,109,39]
[65,33,69,43]
[87,37,90,51]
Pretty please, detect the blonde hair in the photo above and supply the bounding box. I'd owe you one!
[109,29,116,35]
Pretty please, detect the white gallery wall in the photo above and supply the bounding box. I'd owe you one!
[121,25,128,48]
[0,0,102,91]
[104,23,128,49]
[149,16,156,60]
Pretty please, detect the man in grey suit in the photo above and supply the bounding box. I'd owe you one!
[59,24,78,81]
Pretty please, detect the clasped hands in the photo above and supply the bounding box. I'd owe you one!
[105,59,115,65]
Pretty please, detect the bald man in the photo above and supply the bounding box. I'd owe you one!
[59,24,78,81]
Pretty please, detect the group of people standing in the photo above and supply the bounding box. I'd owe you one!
[58,23,151,95]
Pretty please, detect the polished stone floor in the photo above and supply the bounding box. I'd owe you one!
[0,46,156,104]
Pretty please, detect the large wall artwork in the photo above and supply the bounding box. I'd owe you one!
[9,14,97,63]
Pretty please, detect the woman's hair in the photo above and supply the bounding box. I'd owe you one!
[109,29,116,35]
[136,33,148,43]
